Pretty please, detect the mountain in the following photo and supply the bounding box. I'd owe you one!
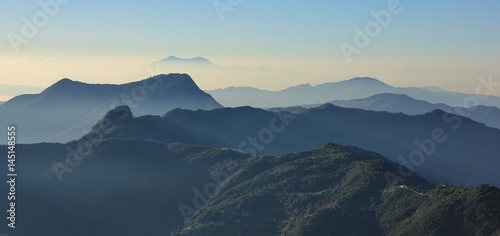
[421,86,446,92]
[330,93,500,129]
[207,77,392,108]
[158,56,213,64]
[332,93,450,114]
[466,105,500,129]
[153,56,214,71]
[0,74,222,144]
[207,77,500,108]
[151,56,327,93]
[0,139,248,236]
[175,144,500,236]
[87,105,500,187]
[1,141,499,235]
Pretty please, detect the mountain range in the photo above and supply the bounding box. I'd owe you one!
[151,56,327,91]
[1,140,498,235]
[207,77,500,108]
[328,93,500,129]
[82,104,500,187]
[1,72,499,235]
[0,74,221,144]
[6,73,499,145]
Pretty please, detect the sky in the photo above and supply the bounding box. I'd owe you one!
[1,0,500,101]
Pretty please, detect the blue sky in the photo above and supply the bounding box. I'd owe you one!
[1,0,499,99]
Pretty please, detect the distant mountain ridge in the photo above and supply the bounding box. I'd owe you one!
[159,56,213,64]
[0,74,222,144]
[332,93,449,114]
[207,77,500,108]
[330,93,500,129]
[86,104,500,187]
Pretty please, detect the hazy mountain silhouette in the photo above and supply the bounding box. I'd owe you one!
[157,56,213,65]
[152,56,215,72]
[152,56,327,92]
[330,93,500,129]
[0,74,222,144]
[86,105,500,187]
[207,77,500,108]
[1,141,498,235]
[332,93,449,114]
[421,86,446,92]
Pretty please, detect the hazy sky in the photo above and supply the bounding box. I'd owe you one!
[1,0,499,100]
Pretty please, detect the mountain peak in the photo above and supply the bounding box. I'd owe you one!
[92,105,133,131]
[143,73,201,92]
[149,73,192,80]
[347,77,385,84]
[57,78,74,83]
[137,74,223,111]
[42,78,85,95]
[317,103,339,110]
[159,56,212,64]
[428,109,448,117]
[51,78,77,87]
[104,105,133,121]
[312,77,393,91]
